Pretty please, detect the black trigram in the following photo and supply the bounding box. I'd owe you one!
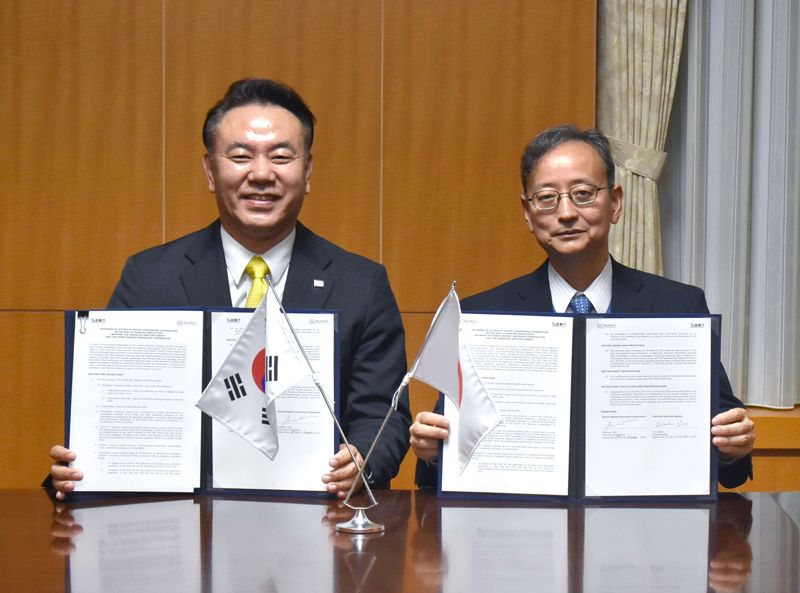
[224,373,247,401]
[261,407,270,425]
[267,355,279,382]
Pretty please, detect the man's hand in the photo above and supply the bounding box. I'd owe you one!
[711,408,755,460]
[322,444,364,499]
[49,445,83,501]
[410,412,450,463]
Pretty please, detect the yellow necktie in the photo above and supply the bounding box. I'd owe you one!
[244,256,270,308]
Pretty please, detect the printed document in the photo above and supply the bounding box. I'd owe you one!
[441,314,573,495]
[68,310,204,492]
[584,317,712,496]
[209,311,336,491]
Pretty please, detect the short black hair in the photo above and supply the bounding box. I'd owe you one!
[520,124,615,192]
[202,79,316,152]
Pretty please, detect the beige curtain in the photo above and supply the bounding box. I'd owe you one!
[597,0,687,275]
[661,0,800,408]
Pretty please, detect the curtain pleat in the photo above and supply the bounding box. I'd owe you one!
[597,0,687,275]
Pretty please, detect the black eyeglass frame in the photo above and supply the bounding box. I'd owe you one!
[523,184,609,211]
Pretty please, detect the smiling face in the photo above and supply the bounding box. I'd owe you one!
[202,103,313,253]
[521,140,622,284]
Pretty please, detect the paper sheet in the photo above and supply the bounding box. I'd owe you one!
[209,311,336,491]
[69,310,203,492]
[442,313,573,496]
[584,317,712,497]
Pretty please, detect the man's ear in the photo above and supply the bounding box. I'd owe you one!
[520,194,535,233]
[201,154,215,192]
[610,184,624,224]
[304,153,313,194]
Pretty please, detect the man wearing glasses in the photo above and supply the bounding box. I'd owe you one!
[411,124,755,489]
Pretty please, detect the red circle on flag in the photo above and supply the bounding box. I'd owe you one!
[252,348,266,393]
[457,360,463,405]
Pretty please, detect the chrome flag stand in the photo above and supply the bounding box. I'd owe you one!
[335,380,408,534]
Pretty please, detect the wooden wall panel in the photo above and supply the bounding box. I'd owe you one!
[1,0,597,490]
[0,313,64,488]
[0,1,163,310]
[721,408,800,492]
[383,0,597,311]
[163,0,383,261]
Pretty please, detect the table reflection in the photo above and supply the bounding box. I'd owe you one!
[36,491,799,593]
[50,492,410,593]
[708,496,753,593]
[63,498,201,592]
[331,491,411,592]
[409,492,790,593]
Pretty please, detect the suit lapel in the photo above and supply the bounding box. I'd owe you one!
[180,221,232,307]
[517,261,556,312]
[491,258,657,314]
[609,258,653,313]
[283,223,335,309]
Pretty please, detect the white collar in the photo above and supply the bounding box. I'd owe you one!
[220,225,296,294]
[548,257,613,313]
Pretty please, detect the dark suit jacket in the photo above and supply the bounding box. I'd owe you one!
[416,258,752,489]
[108,220,411,487]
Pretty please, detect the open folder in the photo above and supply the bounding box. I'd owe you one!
[439,313,720,501]
[64,308,338,496]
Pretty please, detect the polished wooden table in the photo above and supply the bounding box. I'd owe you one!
[2,489,797,592]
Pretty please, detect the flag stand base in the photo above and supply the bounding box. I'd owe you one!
[335,508,385,534]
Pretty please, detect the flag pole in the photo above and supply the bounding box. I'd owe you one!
[339,281,458,532]
[342,281,457,503]
[265,275,378,510]
[336,377,413,533]
[340,378,408,506]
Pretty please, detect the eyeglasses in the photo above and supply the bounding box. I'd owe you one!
[523,184,608,211]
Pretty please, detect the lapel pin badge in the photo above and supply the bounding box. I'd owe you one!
[314,279,325,288]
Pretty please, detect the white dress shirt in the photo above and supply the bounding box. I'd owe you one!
[548,257,613,313]
[220,225,295,306]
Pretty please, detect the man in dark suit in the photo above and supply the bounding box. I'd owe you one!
[411,124,754,489]
[49,79,410,500]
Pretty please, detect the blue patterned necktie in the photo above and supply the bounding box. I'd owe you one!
[570,293,594,314]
